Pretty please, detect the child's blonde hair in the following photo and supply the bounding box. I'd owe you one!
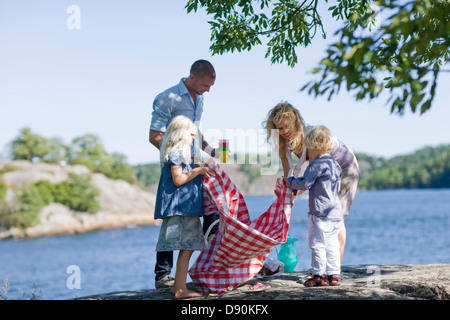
[160,115,198,164]
[263,101,307,157]
[304,125,338,152]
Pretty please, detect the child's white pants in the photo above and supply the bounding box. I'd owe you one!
[308,215,342,276]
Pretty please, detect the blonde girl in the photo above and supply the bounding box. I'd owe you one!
[154,115,215,299]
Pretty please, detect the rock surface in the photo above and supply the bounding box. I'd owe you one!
[77,264,449,300]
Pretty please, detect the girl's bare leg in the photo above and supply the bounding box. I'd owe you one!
[173,250,201,299]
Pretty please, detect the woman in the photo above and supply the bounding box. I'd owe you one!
[263,101,360,268]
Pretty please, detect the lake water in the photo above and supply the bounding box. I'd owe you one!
[0,189,449,300]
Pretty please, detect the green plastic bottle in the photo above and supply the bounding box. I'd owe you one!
[277,235,298,273]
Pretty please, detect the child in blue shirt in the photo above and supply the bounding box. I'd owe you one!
[284,125,343,286]
[154,115,215,299]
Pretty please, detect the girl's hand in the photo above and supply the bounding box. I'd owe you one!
[171,164,215,187]
[199,166,215,178]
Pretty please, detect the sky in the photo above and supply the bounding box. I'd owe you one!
[1,0,449,165]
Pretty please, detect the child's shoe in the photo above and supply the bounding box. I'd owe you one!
[304,274,329,287]
[328,274,341,286]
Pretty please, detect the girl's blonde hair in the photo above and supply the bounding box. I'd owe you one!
[160,115,197,164]
[263,101,307,157]
[304,125,338,152]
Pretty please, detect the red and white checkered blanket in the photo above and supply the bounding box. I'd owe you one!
[188,159,292,293]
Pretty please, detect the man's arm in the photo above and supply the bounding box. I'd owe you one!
[198,129,217,157]
[149,92,173,150]
[149,129,164,150]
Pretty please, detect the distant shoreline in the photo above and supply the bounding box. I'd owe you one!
[1,187,449,240]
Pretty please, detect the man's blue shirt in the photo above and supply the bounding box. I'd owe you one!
[150,78,204,159]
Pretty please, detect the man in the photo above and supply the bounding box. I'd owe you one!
[149,60,219,290]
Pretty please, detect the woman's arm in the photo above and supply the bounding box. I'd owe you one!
[280,154,290,177]
[274,154,292,197]
[171,165,215,187]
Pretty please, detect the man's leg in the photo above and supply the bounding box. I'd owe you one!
[155,251,174,289]
[202,212,219,239]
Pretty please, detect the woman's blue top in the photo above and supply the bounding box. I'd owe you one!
[154,149,204,219]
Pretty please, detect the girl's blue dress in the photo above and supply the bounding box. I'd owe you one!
[154,149,204,220]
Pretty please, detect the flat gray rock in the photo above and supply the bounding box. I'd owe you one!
[76,264,449,300]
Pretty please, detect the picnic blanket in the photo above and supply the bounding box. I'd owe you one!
[188,159,292,293]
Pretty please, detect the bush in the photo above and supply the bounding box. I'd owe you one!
[0,183,43,229]
[0,177,7,200]
[34,180,54,205]
[51,173,99,213]
[0,173,100,229]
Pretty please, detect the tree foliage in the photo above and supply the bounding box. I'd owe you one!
[357,144,450,189]
[186,0,338,66]
[11,128,52,161]
[185,0,450,114]
[9,128,136,183]
[134,145,450,191]
[133,163,162,187]
[303,0,450,115]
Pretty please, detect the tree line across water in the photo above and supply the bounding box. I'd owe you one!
[135,146,450,191]
[2,127,449,191]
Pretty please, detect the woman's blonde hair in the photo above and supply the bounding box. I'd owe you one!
[263,101,307,156]
[160,115,197,164]
[304,125,338,152]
